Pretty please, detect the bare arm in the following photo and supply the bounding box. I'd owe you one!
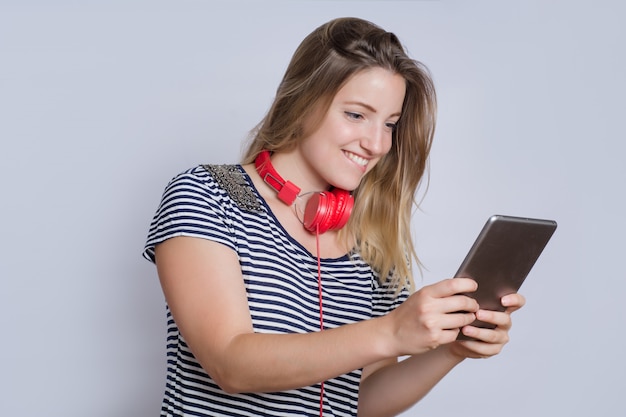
[154,236,479,394]
[358,346,462,417]
[357,293,527,417]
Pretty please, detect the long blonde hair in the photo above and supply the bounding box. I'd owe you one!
[242,17,436,291]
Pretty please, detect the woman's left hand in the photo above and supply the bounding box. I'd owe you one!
[448,293,526,359]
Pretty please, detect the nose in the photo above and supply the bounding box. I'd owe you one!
[361,124,391,156]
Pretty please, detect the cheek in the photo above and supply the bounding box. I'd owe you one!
[380,133,394,155]
[383,136,393,154]
[366,137,393,173]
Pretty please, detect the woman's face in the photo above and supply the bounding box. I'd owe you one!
[297,67,406,191]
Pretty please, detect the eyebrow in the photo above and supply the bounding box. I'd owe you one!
[345,101,402,118]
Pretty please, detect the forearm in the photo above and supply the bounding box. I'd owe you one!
[202,316,392,394]
[157,237,481,397]
[357,344,464,417]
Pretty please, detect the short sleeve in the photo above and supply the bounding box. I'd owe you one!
[142,166,238,263]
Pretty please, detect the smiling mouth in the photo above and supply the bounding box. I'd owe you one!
[344,151,368,168]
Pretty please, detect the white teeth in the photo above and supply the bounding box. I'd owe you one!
[345,152,368,167]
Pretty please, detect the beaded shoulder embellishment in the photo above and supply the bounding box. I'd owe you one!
[202,164,262,212]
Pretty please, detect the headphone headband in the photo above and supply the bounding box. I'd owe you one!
[254,150,353,234]
[254,150,300,205]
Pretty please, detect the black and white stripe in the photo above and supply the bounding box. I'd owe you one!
[144,165,408,416]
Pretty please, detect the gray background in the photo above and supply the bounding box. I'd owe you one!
[1,1,624,416]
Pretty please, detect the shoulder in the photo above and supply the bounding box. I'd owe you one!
[164,164,221,191]
[201,164,262,212]
[143,164,255,263]
[159,164,259,211]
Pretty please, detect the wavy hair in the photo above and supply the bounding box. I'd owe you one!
[242,17,436,291]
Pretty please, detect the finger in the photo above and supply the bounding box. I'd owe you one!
[456,336,505,357]
[475,309,512,330]
[446,294,479,314]
[440,328,465,345]
[440,312,477,331]
[501,293,526,313]
[428,278,478,298]
[461,324,509,346]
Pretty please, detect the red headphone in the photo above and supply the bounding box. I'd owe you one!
[254,150,353,234]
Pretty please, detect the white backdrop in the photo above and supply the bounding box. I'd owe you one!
[1,1,624,416]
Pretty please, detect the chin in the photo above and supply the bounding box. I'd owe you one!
[325,169,367,192]
[330,179,362,192]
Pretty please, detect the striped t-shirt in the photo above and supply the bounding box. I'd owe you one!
[143,164,409,417]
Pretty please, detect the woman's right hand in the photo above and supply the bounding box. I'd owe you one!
[384,278,480,356]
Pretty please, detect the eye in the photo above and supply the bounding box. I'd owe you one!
[385,122,398,132]
[345,111,363,120]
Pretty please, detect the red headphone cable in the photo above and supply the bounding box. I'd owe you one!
[315,224,325,417]
[254,151,330,415]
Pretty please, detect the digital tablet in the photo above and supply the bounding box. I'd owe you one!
[455,214,557,340]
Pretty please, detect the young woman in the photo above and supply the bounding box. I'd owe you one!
[143,17,525,417]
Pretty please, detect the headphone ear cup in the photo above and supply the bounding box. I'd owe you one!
[303,192,333,234]
[328,189,353,231]
[303,190,353,234]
